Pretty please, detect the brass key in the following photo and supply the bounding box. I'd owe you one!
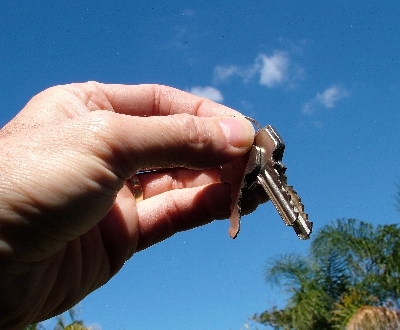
[245,124,313,240]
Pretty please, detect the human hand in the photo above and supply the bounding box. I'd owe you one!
[0,82,258,328]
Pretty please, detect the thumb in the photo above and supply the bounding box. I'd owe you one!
[83,111,255,178]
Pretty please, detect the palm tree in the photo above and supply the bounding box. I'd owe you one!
[253,218,400,329]
[256,254,333,329]
[312,219,400,308]
[23,320,91,330]
[22,325,45,330]
[23,309,92,330]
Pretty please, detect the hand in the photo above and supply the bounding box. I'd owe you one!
[0,82,256,328]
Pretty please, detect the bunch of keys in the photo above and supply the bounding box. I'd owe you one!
[221,118,313,240]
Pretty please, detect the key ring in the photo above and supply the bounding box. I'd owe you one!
[244,116,262,130]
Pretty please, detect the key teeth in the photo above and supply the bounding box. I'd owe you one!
[274,155,309,230]
[284,184,305,213]
[282,183,312,239]
[287,185,305,212]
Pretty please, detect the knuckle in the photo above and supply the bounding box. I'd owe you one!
[174,113,210,150]
[74,111,120,152]
[83,110,115,136]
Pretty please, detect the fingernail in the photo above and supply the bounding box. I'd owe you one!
[219,117,255,148]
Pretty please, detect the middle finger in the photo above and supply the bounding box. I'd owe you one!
[128,168,221,199]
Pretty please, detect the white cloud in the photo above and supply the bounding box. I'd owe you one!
[316,86,349,108]
[213,51,299,88]
[303,85,349,114]
[257,52,289,87]
[214,65,240,81]
[189,86,224,102]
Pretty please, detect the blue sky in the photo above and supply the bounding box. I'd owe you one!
[1,1,400,329]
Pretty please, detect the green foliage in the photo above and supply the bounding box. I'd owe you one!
[23,309,91,330]
[260,254,332,329]
[23,325,46,330]
[253,218,400,329]
[330,289,377,329]
[23,320,90,330]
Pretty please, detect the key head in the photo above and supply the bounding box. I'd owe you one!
[255,125,285,163]
[254,125,287,179]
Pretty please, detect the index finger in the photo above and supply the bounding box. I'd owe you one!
[96,83,242,117]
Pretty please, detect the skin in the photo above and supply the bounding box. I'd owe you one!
[0,82,261,329]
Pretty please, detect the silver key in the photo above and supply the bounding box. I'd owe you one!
[245,124,313,240]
